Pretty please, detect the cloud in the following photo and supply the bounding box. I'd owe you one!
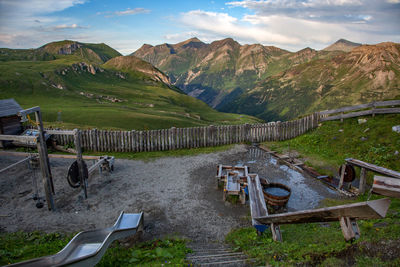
[53,24,88,30]
[97,7,151,17]
[176,7,400,51]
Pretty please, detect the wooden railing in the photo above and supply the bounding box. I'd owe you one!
[50,113,319,152]
[319,100,400,122]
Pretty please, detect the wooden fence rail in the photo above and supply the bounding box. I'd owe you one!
[48,113,319,152]
[320,100,400,122]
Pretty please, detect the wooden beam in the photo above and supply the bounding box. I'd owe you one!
[45,129,76,135]
[0,151,101,160]
[0,134,37,142]
[35,109,55,211]
[88,158,106,175]
[74,129,87,199]
[346,158,400,179]
[254,198,390,225]
[373,175,400,198]
[359,167,367,194]
[18,106,41,116]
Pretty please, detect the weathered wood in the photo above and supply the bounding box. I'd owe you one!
[320,100,400,115]
[340,217,360,241]
[372,175,400,198]
[88,158,106,174]
[321,108,400,122]
[359,167,367,194]
[45,129,75,135]
[346,158,400,179]
[74,129,87,199]
[35,110,55,210]
[339,164,346,189]
[0,134,37,143]
[254,198,390,225]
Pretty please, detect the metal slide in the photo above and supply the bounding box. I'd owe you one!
[9,212,144,267]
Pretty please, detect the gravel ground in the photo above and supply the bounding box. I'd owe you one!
[0,145,338,243]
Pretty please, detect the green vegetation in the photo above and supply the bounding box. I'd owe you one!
[0,41,260,131]
[0,232,190,266]
[225,114,400,265]
[265,114,400,177]
[226,195,400,266]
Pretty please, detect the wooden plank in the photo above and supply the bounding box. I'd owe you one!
[359,167,367,194]
[373,175,400,198]
[0,134,36,142]
[320,100,400,115]
[254,198,391,225]
[346,158,400,179]
[45,129,75,135]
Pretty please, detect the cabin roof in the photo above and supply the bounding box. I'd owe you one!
[0,99,23,118]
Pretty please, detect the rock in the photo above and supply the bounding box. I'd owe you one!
[363,128,370,133]
[358,118,367,124]
[339,129,344,132]
[395,151,399,156]
[360,137,368,141]
[392,125,400,133]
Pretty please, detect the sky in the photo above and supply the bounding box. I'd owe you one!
[0,0,399,54]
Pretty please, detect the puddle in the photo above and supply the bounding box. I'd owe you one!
[237,146,338,211]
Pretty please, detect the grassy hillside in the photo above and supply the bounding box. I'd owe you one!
[0,41,260,130]
[226,114,400,266]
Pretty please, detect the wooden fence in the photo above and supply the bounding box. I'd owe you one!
[320,100,400,122]
[51,113,320,152]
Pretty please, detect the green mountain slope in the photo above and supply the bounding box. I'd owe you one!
[0,41,260,130]
[220,42,400,121]
[134,38,400,121]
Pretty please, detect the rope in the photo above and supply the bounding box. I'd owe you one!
[27,114,39,126]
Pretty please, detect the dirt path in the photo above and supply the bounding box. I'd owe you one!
[0,145,338,243]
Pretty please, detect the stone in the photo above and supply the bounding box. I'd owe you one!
[392,125,400,133]
[358,118,367,124]
[360,137,368,141]
[339,129,344,132]
[363,128,370,133]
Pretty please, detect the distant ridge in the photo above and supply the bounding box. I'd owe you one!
[323,39,361,52]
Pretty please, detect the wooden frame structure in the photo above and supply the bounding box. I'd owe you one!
[216,165,248,204]
[0,106,114,211]
[340,158,400,194]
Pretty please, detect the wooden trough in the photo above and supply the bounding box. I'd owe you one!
[216,165,248,204]
[254,198,391,241]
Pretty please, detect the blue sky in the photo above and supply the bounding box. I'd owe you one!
[0,0,399,54]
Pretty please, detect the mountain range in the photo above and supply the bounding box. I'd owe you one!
[0,40,259,130]
[134,38,400,121]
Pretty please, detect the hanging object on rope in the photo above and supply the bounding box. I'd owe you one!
[67,160,88,188]
[339,164,356,183]
[29,156,44,209]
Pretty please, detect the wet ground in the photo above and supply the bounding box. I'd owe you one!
[0,145,339,243]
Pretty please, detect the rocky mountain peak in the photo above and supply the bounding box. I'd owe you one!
[323,38,361,52]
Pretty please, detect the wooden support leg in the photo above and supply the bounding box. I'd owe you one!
[240,189,246,204]
[339,164,346,190]
[271,223,282,242]
[359,167,367,194]
[35,110,55,211]
[74,129,87,199]
[340,217,360,241]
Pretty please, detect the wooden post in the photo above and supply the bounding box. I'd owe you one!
[339,164,346,189]
[339,217,360,241]
[35,110,55,211]
[74,129,87,199]
[359,167,367,194]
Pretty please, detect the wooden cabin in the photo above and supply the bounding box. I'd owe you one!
[0,99,23,148]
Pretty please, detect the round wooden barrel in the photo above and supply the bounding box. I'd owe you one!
[262,182,291,206]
